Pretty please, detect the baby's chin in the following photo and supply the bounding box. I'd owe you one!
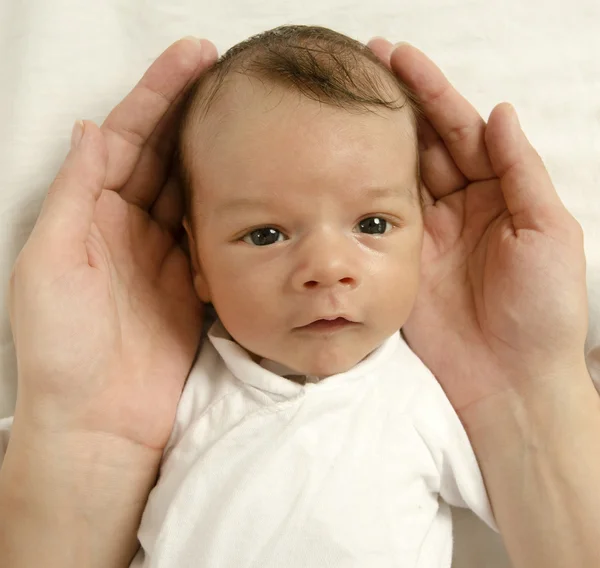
[260,342,379,380]
[312,351,370,377]
[232,322,403,380]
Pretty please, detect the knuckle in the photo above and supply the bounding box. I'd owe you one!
[8,261,22,302]
[48,171,67,197]
[424,82,450,106]
[9,248,35,289]
[443,123,473,146]
[9,253,25,286]
[8,267,16,297]
[555,212,585,243]
[104,122,145,150]
[569,217,585,241]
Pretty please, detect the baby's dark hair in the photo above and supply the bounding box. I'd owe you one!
[177,25,424,217]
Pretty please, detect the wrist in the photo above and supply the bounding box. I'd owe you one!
[4,413,162,506]
[460,359,594,458]
[0,417,161,568]
[457,362,600,568]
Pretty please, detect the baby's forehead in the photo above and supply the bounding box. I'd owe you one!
[193,92,418,201]
[179,52,422,215]
[185,47,418,135]
[187,75,417,156]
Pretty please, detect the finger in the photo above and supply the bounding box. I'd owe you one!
[485,103,564,230]
[366,37,394,70]
[367,39,469,198]
[389,43,495,185]
[418,117,468,197]
[116,39,219,209]
[149,172,185,235]
[30,121,107,270]
[101,37,218,207]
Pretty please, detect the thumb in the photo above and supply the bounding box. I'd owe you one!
[30,120,108,270]
[485,103,564,232]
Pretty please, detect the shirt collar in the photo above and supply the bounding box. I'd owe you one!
[207,320,401,399]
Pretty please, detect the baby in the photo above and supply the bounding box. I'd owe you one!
[131,25,497,568]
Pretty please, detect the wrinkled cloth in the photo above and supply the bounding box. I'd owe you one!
[126,320,496,567]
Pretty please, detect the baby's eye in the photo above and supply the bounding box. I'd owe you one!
[242,227,286,246]
[355,216,392,235]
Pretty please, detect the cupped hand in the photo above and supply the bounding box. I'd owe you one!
[8,38,218,453]
[368,39,589,423]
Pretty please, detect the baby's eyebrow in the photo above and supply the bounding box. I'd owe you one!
[215,197,272,216]
[363,185,416,201]
[215,185,416,215]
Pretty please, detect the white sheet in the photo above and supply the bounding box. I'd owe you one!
[1,1,599,566]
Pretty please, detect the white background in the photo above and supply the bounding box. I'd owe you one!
[2,1,599,565]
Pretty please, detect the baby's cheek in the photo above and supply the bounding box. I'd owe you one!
[213,284,280,350]
[377,257,421,326]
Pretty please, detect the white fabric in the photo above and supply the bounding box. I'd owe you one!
[125,321,494,567]
[0,322,496,566]
[2,2,599,566]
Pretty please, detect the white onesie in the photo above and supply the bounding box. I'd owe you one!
[0,320,497,567]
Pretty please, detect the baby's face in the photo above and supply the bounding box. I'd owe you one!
[185,76,423,377]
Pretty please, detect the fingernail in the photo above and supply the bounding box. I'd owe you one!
[394,41,411,48]
[182,35,203,47]
[511,105,521,127]
[368,36,390,44]
[71,120,84,150]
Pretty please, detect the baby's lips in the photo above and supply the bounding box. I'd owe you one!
[295,314,358,328]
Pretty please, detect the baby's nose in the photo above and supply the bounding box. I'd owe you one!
[292,233,360,291]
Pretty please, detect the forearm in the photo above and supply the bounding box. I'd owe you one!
[463,365,600,568]
[0,417,161,568]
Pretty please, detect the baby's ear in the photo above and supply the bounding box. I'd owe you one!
[183,217,212,303]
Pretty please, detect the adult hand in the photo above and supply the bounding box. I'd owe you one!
[8,38,218,453]
[367,39,589,425]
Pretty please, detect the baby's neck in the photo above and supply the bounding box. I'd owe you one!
[256,353,324,384]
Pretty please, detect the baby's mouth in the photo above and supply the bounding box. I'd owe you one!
[296,317,359,333]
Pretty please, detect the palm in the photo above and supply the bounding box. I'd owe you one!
[360,40,588,417]
[86,190,202,449]
[60,38,217,449]
[403,179,510,413]
[403,174,583,415]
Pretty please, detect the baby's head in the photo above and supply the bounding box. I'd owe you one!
[178,25,424,378]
